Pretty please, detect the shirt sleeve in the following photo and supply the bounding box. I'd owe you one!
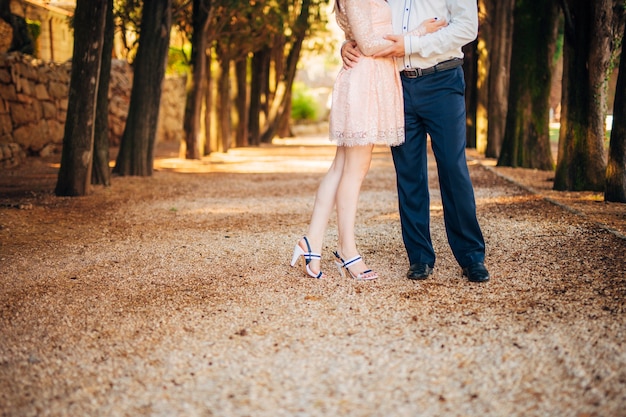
[404,0,478,58]
[345,0,392,56]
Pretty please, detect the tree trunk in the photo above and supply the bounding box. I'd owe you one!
[216,52,231,153]
[204,50,213,156]
[92,0,114,187]
[554,0,612,190]
[113,0,172,176]
[473,0,491,152]
[235,58,249,147]
[183,0,211,160]
[248,47,270,146]
[605,22,626,202]
[55,0,107,197]
[498,0,558,170]
[276,87,292,138]
[260,0,311,144]
[485,0,514,158]
[463,40,478,149]
[0,0,34,54]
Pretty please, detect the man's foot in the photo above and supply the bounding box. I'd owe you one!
[407,263,433,280]
[462,262,490,282]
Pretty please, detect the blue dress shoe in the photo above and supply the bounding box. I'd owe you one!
[462,262,490,282]
[407,263,433,280]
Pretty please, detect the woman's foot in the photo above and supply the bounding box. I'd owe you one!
[333,251,378,280]
[290,237,325,279]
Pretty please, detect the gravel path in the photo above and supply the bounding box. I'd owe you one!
[1,139,625,416]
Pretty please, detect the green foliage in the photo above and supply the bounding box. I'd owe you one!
[113,0,143,61]
[553,16,564,65]
[26,19,41,39]
[291,82,318,121]
[167,45,191,75]
[26,19,40,56]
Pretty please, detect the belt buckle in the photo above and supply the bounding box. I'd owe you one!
[403,69,419,78]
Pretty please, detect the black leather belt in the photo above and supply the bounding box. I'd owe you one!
[401,58,463,78]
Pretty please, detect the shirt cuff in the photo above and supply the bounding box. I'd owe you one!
[405,35,419,56]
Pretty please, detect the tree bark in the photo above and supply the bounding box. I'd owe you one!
[248,47,270,146]
[203,50,213,156]
[216,51,231,153]
[276,91,293,138]
[92,0,114,186]
[485,0,514,158]
[183,0,211,160]
[554,0,613,190]
[498,0,558,170]
[605,21,626,202]
[0,0,34,54]
[113,0,172,176]
[235,58,249,147]
[463,40,478,149]
[472,0,491,152]
[55,0,107,196]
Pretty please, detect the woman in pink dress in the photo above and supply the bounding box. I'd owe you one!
[290,0,445,280]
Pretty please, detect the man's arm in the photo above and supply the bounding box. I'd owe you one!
[403,2,477,59]
[372,18,447,58]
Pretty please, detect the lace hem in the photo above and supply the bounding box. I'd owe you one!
[330,128,405,147]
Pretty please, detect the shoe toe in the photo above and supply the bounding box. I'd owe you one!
[407,263,433,280]
[462,262,490,282]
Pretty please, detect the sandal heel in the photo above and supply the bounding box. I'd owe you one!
[290,244,305,267]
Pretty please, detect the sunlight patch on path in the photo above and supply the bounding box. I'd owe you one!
[153,137,393,174]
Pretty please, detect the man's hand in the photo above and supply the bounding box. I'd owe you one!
[341,40,361,69]
[373,34,405,58]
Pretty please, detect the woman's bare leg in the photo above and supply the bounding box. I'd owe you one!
[336,144,374,276]
[301,147,346,275]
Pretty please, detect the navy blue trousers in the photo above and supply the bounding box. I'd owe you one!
[391,66,485,268]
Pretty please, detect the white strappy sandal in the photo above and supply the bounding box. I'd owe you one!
[290,237,325,279]
[333,251,378,281]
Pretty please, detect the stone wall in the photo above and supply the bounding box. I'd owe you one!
[0,53,186,168]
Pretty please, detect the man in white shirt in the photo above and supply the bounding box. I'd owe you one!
[342,0,489,283]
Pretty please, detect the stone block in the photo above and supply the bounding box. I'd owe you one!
[57,107,67,123]
[15,93,33,104]
[48,81,68,99]
[0,69,11,83]
[0,113,12,135]
[39,143,60,157]
[109,95,129,118]
[58,98,68,111]
[33,100,43,121]
[47,119,64,143]
[36,66,51,84]
[0,133,11,144]
[0,98,9,113]
[0,83,17,101]
[35,83,50,100]
[0,142,25,168]
[16,78,33,95]
[109,113,125,137]
[13,120,47,151]
[41,100,57,119]
[10,102,38,126]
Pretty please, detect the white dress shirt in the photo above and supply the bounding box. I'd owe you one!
[388,0,478,71]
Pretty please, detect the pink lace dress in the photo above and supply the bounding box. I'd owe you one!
[329,0,405,147]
